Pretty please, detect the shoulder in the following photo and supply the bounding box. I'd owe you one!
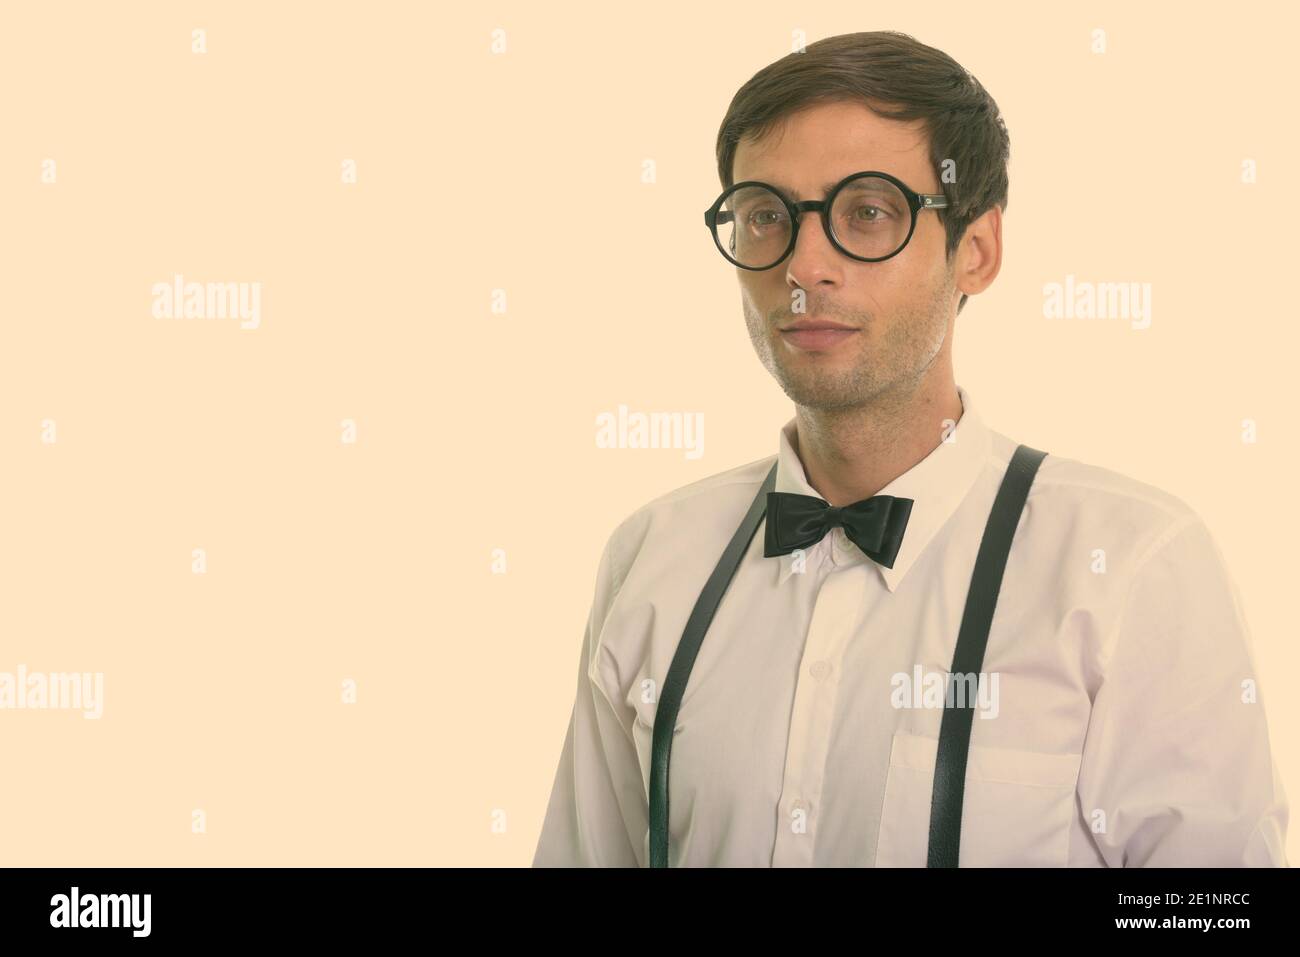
[1005,438,1253,672]
[988,430,1218,587]
[600,453,776,586]
[581,454,776,678]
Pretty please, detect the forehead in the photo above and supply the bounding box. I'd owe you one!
[732,100,935,197]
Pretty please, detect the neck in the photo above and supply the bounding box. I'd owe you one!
[793,374,963,506]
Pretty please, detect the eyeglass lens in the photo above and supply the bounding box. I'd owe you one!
[715,175,911,268]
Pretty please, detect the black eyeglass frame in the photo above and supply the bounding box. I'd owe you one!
[703,170,949,270]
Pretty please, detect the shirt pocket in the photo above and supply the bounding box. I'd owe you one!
[875,731,1082,867]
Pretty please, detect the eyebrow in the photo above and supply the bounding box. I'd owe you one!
[751,180,844,201]
[746,175,907,201]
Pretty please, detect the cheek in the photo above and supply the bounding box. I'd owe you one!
[856,243,936,303]
[846,265,894,314]
[737,281,760,321]
[739,275,788,318]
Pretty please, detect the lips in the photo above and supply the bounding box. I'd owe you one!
[779,323,859,351]
[779,320,858,332]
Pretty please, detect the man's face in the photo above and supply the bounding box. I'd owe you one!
[732,100,958,412]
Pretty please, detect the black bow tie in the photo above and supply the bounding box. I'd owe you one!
[764,491,914,567]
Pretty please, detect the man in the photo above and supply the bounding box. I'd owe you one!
[532,31,1288,867]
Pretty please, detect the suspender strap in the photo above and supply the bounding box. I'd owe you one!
[926,443,1048,867]
[649,461,778,868]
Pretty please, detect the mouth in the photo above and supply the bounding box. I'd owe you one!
[778,321,860,351]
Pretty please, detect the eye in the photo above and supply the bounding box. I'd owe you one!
[749,207,787,227]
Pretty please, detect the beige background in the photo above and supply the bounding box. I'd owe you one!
[0,1,1295,866]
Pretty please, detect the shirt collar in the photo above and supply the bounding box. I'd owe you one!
[773,383,991,592]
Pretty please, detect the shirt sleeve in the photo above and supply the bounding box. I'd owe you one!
[532,525,646,867]
[1077,512,1289,866]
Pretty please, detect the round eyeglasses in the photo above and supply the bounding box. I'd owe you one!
[703,170,949,270]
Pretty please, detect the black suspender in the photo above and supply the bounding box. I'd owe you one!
[927,443,1047,865]
[648,443,1048,868]
[647,461,778,869]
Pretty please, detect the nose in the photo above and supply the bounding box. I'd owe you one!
[784,203,843,289]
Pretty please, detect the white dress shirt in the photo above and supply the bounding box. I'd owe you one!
[533,385,1289,867]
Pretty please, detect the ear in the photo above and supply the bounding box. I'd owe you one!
[954,205,1003,299]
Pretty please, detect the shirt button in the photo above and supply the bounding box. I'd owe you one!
[809,660,832,680]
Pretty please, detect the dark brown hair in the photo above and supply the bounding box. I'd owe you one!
[715,31,1009,314]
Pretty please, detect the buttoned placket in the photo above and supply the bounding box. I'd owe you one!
[771,526,868,865]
